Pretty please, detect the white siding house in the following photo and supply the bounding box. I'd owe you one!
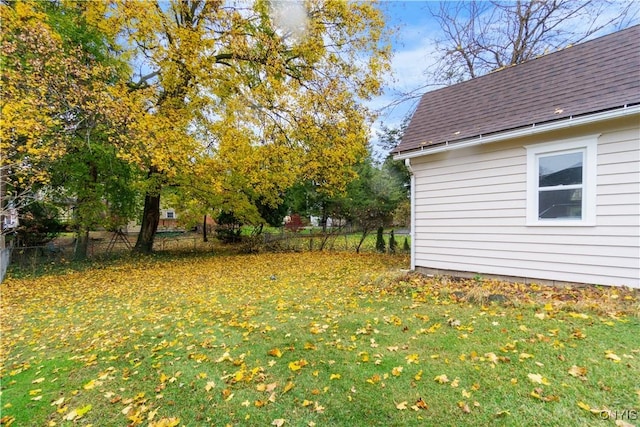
[394,26,640,288]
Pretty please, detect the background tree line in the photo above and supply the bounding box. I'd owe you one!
[2,0,635,262]
[1,0,401,260]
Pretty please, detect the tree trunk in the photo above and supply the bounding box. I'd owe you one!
[202,214,208,242]
[134,192,160,253]
[321,201,328,233]
[74,229,90,261]
[356,229,370,254]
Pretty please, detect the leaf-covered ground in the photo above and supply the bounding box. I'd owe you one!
[1,253,638,426]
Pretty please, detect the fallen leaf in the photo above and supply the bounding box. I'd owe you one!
[434,374,449,384]
[414,398,428,410]
[577,401,591,411]
[148,418,180,427]
[605,351,621,362]
[405,354,420,364]
[457,401,471,413]
[396,401,408,410]
[568,365,587,378]
[272,418,286,427]
[268,348,283,358]
[527,373,550,385]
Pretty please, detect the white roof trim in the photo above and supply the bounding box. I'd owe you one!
[393,105,640,161]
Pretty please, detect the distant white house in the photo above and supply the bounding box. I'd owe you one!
[394,26,640,288]
[126,208,180,233]
[309,216,345,228]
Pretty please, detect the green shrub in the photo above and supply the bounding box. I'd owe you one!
[375,226,385,253]
[388,229,397,253]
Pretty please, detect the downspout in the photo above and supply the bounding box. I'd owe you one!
[405,158,416,270]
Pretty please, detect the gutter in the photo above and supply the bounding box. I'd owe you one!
[404,158,416,271]
[393,104,640,161]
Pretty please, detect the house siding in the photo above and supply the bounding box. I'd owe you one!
[410,118,640,288]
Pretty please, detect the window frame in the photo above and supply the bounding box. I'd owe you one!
[525,135,598,226]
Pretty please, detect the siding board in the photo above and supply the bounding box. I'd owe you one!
[410,120,640,288]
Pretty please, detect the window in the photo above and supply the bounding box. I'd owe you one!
[166,211,175,219]
[526,136,598,226]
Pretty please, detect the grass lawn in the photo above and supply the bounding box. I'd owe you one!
[1,252,638,426]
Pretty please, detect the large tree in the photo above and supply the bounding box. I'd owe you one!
[90,0,391,253]
[428,0,639,84]
[0,1,137,258]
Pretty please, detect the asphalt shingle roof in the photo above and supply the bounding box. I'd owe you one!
[395,25,640,155]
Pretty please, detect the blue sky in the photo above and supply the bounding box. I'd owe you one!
[374,2,440,137]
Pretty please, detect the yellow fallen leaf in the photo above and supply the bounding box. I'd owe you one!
[605,351,621,362]
[329,374,341,380]
[32,377,45,384]
[283,382,295,393]
[457,401,471,413]
[434,374,449,384]
[64,405,91,421]
[366,374,381,384]
[569,312,589,319]
[485,352,498,364]
[268,348,283,358]
[272,419,285,427]
[265,382,278,393]
[64,410,79,421]
[396,401,408,410]
[577,401,591,411]
[568,365,587,378]
[149,418,180,427]
[527,373,550,385]
[451,378,460,388]
[405,354,419,364]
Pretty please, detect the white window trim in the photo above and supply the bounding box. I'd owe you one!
[525,135,598,226]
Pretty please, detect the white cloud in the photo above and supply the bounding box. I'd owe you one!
[269,1,308,40]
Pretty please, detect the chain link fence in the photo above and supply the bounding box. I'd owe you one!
[4,229,410,277]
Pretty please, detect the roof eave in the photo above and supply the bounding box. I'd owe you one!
[393,104,640,161]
